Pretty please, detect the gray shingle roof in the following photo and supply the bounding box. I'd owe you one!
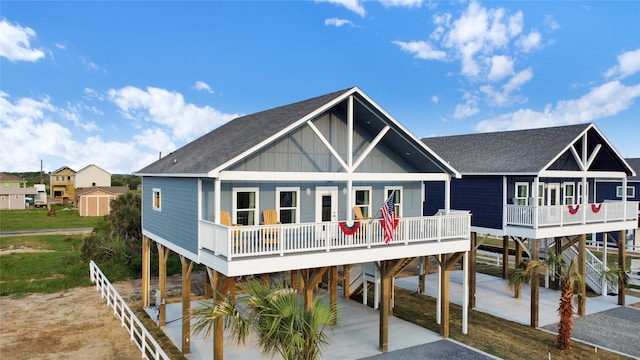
[626,158,640,181]
[422,124,592,174]
[137,88,353,175]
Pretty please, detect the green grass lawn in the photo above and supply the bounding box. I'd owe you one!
[0,234,91,297]
[0,205,102,231]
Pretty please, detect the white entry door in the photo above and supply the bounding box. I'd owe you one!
[547,183,561,205]
[315,187,338,240]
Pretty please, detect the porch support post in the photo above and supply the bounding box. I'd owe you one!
[462,251,469,334]
[444,179,451,213]
[204,270,212,299]
[379,261,391,353]
[554,237,562,290]
[530,239,540,328]
[330,266,338,325]
[142,235,150,308]
[618,230,626,305]
[157,243,169,327]
[602,233,608,295]
[502,235,509,279]
[343,265,350,298]
[514,237,522,299]
[622,177,628,225]
[469,233,477,308]
[206,268,224,360]
[180,256,194,354]
[578,234,586,316]
[214,178,221,224]
[303,267,328,310]
[418,256,427,294]
[533,177,539,228]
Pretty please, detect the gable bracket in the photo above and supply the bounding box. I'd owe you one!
[306,120,350,171]
[586,144,602,170]
[569,145,586,171]
[352,125,390,171]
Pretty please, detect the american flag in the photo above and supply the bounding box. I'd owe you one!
[381,192,395,244]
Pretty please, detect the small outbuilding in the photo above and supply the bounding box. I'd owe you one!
[77,186,129,217]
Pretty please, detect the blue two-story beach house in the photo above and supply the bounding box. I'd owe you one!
[423,123,637,327]
[137,87,471,357]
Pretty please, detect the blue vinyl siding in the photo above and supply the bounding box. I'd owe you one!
[596,181,640,203]
[143,177,198,254]
[452,176,503,229]
[425,177,502,229]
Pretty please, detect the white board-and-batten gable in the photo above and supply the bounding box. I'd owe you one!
[75,164,112,188]
[137,87,460,182]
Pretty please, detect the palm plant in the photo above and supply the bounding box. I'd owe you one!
[506,254,583,350]
[191,280,337,360]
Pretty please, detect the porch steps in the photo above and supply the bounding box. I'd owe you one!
[558,245,617,295]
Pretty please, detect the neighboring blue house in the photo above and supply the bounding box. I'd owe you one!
[595,157,640,249]
[422,123,637,326]
[137,87,471,356]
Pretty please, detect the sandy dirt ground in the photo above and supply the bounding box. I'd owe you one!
[0,272,206,360]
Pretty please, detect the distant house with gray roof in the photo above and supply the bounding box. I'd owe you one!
[422,123,637,326]
[0,173,37,210]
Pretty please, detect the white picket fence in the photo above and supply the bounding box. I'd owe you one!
[89,260,170,360]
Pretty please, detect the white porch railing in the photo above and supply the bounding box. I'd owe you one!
[200,214,470,260]
[89,260,170,360]
[505,201,638,228]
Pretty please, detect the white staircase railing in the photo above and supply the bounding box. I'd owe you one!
[560,246,618,295]
[89,260,170,360]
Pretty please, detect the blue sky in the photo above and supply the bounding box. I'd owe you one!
[1,0,639,174]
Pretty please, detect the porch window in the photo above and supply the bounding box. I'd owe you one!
[277,187,299,224]
[353,187,372,219]
[537,184,544,206]
[578,183,588,204]
[384,187,402,217]
[514,182,529,205]
[233,188,258,225]
[152,188,161,211]
[564,183,575,205]
[617,186,635,198]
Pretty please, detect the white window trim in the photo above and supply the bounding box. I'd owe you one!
[276,187,300,224]
[352,186,373,219]
[232,187,259,225]
[616,185,635,198]
[514,182,529,205]
[384,186,403,217]
[578,182,588,204]
[152,188,161,211]
[564,182,575,205]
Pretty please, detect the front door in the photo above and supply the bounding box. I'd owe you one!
[315,187,338,240]
[547,183,561,205]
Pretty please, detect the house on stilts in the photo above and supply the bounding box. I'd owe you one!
[422,123,638,327]
[136,87,471,357]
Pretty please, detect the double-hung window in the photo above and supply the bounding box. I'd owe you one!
[384,186,402,217]
[233,188,259,225]
[353,187,372,219]
[277,187,299,224]
[564,183,575,205]
[514,182,529,205]
[152,188,161,211]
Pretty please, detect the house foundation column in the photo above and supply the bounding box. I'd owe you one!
[469,233,477,308]
[618,230,626,305]
[329,266,338,325]
[343,265,350,298]
[502,235,509,279]
[141,235,150,308]
[514,238,522,298]
[578,234,586,316]
[181,256,194,353]
[157,243,170,327]
[530,239,539,328]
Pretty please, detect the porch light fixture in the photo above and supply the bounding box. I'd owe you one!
[342,188,347,195]
[306,188,311,196]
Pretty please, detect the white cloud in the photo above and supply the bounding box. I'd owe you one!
[487,55,514,81]
[324,18,355,27]
[107,86,240,142]
[316,0,365,17]
[431,95,439,103]
[475,81,640,132]
[379,0,422,8]
[453,92,480,119]
[133,128,176,153]
[604,48,640,79]
[516,30,542,53]
[544,14,560,31]
[81,57,102,71]
[392,40,447,60]
[0,19,46,62]
[194,81,214,93]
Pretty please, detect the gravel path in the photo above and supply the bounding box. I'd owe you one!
[360,339,498,360]
[542,306,640,358]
